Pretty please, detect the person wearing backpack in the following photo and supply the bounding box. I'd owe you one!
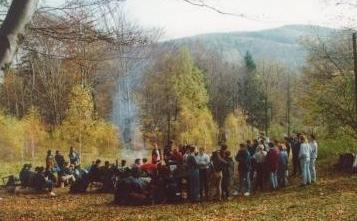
[211,144,228,201]
[309,134,318,183]
[299,135,312,186]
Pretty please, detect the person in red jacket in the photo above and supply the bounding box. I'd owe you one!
[140,158,157,176]
[266,142,280,190]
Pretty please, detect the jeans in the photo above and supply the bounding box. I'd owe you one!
[310,158,316,183]
[239,171,251,194]
[270,171,278,189]
[188,169,200,201]
[300,158,311,185]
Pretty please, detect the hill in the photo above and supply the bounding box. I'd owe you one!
[165,25,338,68]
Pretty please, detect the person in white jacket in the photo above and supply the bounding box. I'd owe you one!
[299,135,311,185]
[309,134,318,183]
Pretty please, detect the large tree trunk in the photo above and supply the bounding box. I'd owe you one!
[0,0,39,73]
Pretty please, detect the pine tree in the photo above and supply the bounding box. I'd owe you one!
[238,51,266,130]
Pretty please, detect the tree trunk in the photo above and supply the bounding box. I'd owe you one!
[0,0,39,73]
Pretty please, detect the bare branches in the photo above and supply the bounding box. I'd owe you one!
[182,0,260,20]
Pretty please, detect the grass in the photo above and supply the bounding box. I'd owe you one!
[0,162,356,221]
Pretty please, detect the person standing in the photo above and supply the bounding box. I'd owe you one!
[186,145,200,202]
[299,135,312,186]
[253,144,267,191]
[266,142,280,190]
[291,134,301,176]
[235,143,251,196]
[45,150,55,171]
[222,151,234,199]
[211,144,228,201]
[69,147,80,166]
[196,147,210,200]
[151,143,162,164]
[309,134,318,184]
[55,150,65,170]
[278,144,289,187]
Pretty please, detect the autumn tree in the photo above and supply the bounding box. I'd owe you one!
[23,106,47,161]
[223,109,256,151]
[139,48,218,148]
[299,31,356,137]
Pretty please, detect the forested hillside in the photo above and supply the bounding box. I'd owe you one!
[166,25,337,68]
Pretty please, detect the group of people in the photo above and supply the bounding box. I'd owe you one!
[17,147,82,196]
[12,132,318,205]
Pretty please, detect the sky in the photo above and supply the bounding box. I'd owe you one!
[46,0,349,40]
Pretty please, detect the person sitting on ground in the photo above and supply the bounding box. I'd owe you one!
[222,151,234,199]
[61,162,76,186]
[88,159,102,183]
[33,166,56,196]
[114,167,151,205]
[132,159,142,169]
[236,143,252,196]
[118,160,130,177]
[19,164,34,188]
[278,144,289,187]
[100,161,115,192]
[140,158,157,176]
[70,169,90,193]
[267,142,280,190]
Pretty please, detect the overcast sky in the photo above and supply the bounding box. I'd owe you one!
[47,0,349,39]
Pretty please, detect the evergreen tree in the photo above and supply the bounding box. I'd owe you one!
[238,51,266,130]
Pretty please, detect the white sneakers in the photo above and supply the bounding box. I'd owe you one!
[49,192,56,197]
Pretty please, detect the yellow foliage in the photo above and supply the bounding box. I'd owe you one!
[23,106,48,160]
[223,110,256,151]
[0,111,25,161]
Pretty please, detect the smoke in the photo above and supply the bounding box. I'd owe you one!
[111,46,154,161]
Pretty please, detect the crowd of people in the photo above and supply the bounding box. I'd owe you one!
[10,133,318,205]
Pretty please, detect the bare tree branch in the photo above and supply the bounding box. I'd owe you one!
[182,0,261,20]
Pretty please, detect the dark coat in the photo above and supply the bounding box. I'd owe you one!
[267,147,280,172]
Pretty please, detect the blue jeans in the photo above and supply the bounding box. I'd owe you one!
[239,171,251,194]
[310,158,316,183]
[300,158,311,185]
[270,171,278,189]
